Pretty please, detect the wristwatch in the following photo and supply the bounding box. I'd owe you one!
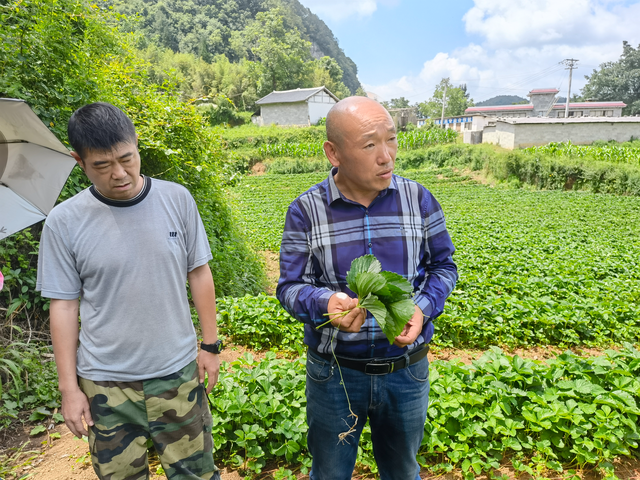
[200,339,224,354]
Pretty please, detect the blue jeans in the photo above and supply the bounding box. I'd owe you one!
[305,349,430,480]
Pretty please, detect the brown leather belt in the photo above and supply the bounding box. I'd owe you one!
[312,344,429,375]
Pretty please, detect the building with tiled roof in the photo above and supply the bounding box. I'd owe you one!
[465,88,626,118]
[254,86,338,126]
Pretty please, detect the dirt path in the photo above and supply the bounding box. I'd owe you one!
[15,425,640,480]
[14,424,243,480]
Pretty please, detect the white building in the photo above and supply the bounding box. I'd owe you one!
[438,87,634,147]
[466,88,626,119]
[254,86,338,126]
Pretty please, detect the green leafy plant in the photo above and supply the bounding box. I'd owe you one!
[232,170,640,350]
[216,294,304,353]
[205,347,640,477]
[320,255,415,344]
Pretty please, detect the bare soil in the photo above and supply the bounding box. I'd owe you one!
[251,162,267,175]
[258,250,280,295]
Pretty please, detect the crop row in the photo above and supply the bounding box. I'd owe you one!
[255,129,459,159]
[230,169,640,349]
[209,347,640,478]
[258,142,325,158]
[522,141,640,165]
[397,128,458,149]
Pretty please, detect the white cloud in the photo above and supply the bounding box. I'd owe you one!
[363,0,640,103]
[298,0,399,21]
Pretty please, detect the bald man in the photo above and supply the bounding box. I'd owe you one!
[276,97,458,480]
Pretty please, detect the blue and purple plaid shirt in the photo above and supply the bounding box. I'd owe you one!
[276,168,458,359]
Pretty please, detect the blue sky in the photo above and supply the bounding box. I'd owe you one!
[298,0,640,103]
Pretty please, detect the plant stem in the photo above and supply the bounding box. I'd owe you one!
[329,325,358,444]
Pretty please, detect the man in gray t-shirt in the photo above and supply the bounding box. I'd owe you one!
[36,103,221,479]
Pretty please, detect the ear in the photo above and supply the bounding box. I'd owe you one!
[70,151,85,169]
[323,141,340,168]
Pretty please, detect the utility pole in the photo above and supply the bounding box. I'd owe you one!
[562,59,578,118]
[440,80,448,128]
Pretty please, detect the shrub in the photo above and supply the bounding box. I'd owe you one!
[0,0,265,342]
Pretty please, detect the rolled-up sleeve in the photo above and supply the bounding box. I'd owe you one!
[276,201,335,325]
[414,190,458,321]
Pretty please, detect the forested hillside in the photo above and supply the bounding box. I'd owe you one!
[105,0,362,95]
[475,94,527,106]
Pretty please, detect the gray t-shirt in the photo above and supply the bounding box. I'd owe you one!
[36,177,213,381]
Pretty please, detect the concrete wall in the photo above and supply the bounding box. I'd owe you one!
[482,124,516,149]
[261,102,309,126]
[483,120,640,149]
[308,103,333,125]
[513,121,640,148]
[471,115,492,131]
[308,91,336,124]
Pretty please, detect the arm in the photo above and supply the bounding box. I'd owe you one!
[414,191,458,321]
[394,191,457,348]
[276,203,364,332]
[188,263,219,394]
[50,299,94,438]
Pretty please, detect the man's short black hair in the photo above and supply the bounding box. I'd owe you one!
[68,102,136,159]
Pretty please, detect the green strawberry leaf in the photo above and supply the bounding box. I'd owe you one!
[360,293,387,328]
[354,272,387,298]
[346,255,381,291]
[388,298,416,329]
[345,256,417,344]
[376,283,410,304]
[380,271,413,294]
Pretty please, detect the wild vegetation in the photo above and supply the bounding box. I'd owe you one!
[581,41,640,116]
[0,0,263,349]
[106,0,362,95]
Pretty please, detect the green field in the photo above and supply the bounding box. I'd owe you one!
[230,167,640,350]
[209,165,640,477]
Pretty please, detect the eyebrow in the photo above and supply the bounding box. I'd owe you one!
[92,151,133,167]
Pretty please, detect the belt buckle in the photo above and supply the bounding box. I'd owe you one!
[364,361,392,375]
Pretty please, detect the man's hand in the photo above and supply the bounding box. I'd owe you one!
[198,350,220,394]
[61,388,93,438]
[394,305,424,348]
[327,292,366,333]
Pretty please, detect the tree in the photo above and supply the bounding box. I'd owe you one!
[581,41,640,115]
[417,78,474,118]
[239,8,312,96]
[308,56,350,98]
[388,97,411,109]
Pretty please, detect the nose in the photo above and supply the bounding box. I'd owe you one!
[111,162,127,179]
[378,143,394,165]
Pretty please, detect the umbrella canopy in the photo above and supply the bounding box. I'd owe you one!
[0,98,76,240]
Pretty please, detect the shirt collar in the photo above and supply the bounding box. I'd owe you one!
[326,167,398,205]
[90,175,151,208]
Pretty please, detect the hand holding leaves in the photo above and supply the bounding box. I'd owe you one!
[321,255,417,344]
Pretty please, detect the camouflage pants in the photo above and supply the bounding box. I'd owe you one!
[79,361,220,480]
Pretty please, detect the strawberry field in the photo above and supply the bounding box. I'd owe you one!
[209,165,640,478]
[230,167,640,349]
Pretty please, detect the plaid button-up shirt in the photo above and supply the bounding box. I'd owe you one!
[276,168,458,359]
